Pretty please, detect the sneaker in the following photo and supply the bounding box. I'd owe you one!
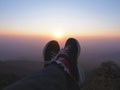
[65,38,80,82]
[43,40,60,67]
[56,38,80,82]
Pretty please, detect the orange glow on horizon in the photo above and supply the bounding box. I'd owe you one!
[0,29,120,40]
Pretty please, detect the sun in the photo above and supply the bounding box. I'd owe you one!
[54,31,63,39]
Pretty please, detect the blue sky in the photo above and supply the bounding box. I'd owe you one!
[0,0,120,37]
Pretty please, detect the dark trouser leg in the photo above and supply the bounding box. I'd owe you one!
[4,64,68,90]
[4,63,80,90]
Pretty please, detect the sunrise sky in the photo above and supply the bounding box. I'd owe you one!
[0,0,120,38]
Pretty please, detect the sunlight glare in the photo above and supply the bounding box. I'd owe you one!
[54,31,63,39]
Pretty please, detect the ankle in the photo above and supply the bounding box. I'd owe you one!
[55,57,71,75]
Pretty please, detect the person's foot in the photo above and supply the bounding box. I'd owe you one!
[43,40,60,67]
[64,38,80,82]
[56,38,80,82]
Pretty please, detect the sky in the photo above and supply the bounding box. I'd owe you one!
[0,0,120,38]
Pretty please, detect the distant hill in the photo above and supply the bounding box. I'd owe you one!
[0,60,43,90]
[82,61,120,90]
[0,60,43,75]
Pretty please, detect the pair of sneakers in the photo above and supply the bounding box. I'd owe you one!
[43,38,80,83]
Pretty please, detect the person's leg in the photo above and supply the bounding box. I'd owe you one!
[42,39,82,90]
[53,38,85,90]
[54,38,81,83]
[4,63,68,90]
[43,38,84,89]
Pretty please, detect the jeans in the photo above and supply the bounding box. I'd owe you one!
[4,63,80,90]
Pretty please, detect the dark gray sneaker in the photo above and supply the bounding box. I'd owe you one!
[43,40,60,67]
[65,38,80,82]
[56,38,80,82]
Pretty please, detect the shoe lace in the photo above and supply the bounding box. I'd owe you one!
[51,51,56,58]
[59,45,71,56]
[45,51,57,64]
[51,45,71,61]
